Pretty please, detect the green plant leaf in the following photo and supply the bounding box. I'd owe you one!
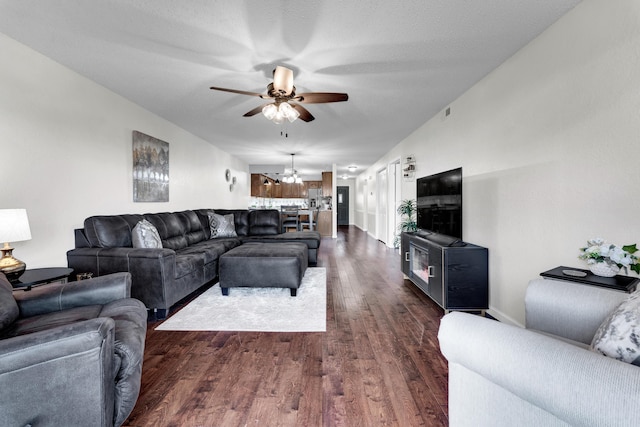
[396,199,416,217]
[631,263,640,275]
[623,244,638,254]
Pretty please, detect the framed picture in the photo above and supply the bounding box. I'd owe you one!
[132,131,169,202]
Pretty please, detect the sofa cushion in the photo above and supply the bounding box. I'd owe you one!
[248,209,280,235]
[84,215,144,248]
[131,219,163,248]
[590,289,640,365]
[176,210,207,246]
[208,212,237,238]
[144,213,188,250]
[0,273,19,333]
[179,238,242,264]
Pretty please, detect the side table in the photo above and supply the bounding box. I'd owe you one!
[540,266,639,293]
[11,267,74,291]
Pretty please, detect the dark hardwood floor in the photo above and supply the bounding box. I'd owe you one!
[123,226,449,427]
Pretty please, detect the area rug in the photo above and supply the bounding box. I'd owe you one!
[156,267,326,332]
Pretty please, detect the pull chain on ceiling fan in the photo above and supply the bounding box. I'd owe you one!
[210,66,348,123]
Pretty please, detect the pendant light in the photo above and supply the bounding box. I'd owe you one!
[284,153,303,184]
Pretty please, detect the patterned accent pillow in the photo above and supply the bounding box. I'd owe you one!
[590,290,640,366]
[208,212,237,238]
[132,219,163,248]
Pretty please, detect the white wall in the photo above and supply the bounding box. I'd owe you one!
[355,0,640,325]
[0,33,249,269]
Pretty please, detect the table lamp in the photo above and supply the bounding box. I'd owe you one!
[0,209,32,282]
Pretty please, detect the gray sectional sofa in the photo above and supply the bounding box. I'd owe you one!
[67,209,321,317]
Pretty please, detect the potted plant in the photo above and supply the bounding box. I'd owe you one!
[578,238,640,277]
[393,199,418,248]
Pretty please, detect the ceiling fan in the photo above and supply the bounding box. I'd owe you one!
[210,66,348,123]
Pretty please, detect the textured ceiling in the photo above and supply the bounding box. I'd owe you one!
[0,0,581,179]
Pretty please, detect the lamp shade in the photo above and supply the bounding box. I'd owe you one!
[0,209,32,243]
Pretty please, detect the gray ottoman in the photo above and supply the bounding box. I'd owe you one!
[219,242,308,296]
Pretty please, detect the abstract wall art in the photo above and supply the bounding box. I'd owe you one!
[132,130,169,202]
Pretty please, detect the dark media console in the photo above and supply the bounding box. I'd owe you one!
[401,232,488,313]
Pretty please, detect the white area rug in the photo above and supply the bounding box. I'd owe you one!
[156,267,326,332]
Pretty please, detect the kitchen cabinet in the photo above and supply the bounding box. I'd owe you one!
[272,182,282,198]
[250,174,263,197]
[250,174,276,197]
[281,182,304,198]
[322,172,332,197]
[251,175,321,199]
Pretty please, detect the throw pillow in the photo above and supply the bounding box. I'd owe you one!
[132,219,163,248]
[590,289,640,366]
[208,212,237,238]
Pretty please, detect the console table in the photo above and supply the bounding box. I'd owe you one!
[540,266,639,293]
[401,232,488,313]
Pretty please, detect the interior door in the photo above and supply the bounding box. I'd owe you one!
[337,186,349,225]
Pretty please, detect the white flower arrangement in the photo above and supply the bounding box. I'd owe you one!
[579,238,640,274]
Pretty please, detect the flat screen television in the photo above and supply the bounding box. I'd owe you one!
[416,167,462,240]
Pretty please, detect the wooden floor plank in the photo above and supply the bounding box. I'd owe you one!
[123,226,448,426]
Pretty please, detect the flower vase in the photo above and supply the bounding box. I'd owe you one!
[589,262,619,277]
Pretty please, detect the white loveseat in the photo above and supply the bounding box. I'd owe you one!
[438,278,640,427]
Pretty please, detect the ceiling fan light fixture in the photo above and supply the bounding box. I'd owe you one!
[272,112,284,124]
[211,65,347,124]
[262,104,278,120]
[279,102,299,123]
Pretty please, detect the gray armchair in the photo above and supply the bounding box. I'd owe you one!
[438,278,640,427]
[0,271,147,427]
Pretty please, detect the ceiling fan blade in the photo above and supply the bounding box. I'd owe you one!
[291,104,315,122]
[272,66,294,96]
[243,103,272,117]
[210,86,269,98]
[294,92,349,104]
